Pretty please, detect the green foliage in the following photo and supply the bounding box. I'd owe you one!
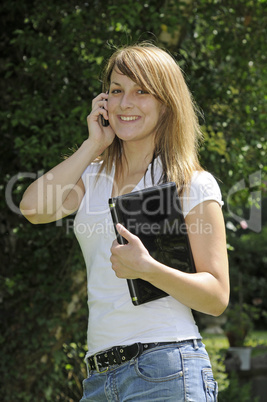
[219,372,259,402]
[224,304,259,347]
[1,0,266,400]
[205,333,266,401]
[227,224,267,329]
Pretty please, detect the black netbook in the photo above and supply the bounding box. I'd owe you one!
[109,182,196,306]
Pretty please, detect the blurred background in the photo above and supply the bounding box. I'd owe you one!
[1,0,266,400]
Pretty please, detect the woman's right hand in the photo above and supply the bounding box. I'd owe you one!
[87,92,115,154]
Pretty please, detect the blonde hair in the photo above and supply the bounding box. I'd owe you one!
[97,43,203,193]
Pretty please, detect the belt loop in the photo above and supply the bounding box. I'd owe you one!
[85,358,90,377]
[137,342,144,356]
[193,339,199,350]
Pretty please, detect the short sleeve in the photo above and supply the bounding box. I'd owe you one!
[182,171,224,218]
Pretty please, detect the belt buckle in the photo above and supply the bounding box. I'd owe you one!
[93,353,109,373]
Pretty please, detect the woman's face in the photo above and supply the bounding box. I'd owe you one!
[107,69,162,145]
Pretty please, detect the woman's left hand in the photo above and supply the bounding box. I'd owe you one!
[110,224,152,279]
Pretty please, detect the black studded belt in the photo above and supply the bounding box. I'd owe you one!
[88,341,177,373]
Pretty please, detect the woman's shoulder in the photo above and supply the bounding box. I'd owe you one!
[190,170,221,190]
[182,170,224,217]
[81,160,115,191]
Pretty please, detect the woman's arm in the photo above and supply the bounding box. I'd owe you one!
[20,93,115,224]
[20,140,95,224]
[110,200,229,317]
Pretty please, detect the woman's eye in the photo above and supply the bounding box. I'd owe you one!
[137,89,148,94]
[111,89,121,94]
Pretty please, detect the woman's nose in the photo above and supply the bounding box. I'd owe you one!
[120,93,133,110]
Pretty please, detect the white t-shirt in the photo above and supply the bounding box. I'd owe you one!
[74,157,223,358]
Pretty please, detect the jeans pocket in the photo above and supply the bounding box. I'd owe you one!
[202,368,218,402]
[135,346,183,382]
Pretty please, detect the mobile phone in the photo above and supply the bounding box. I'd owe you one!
[101,91,109,127]
[101,114,109,127]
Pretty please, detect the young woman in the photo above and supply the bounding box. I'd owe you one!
[20,44,229,401]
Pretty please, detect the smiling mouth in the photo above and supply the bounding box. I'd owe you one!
[120,116,139,121]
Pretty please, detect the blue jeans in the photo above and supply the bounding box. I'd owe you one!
[80,340,218,401]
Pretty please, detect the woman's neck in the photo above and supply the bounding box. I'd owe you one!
[121,140,154,175]
[111,140,154,197]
